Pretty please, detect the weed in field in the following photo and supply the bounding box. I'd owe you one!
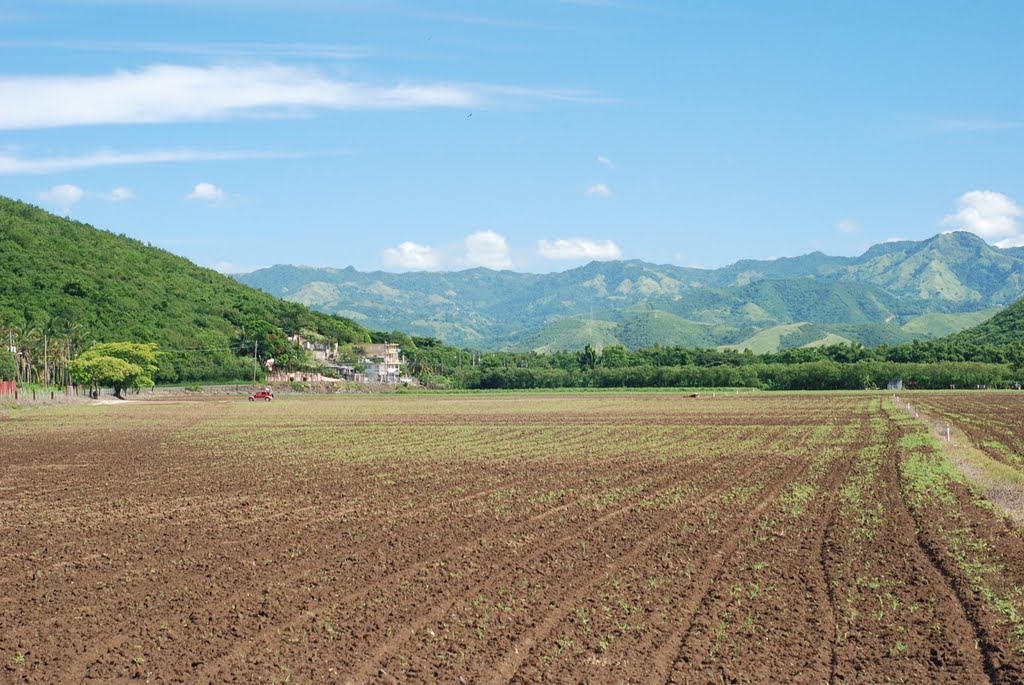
[779,482,815,517]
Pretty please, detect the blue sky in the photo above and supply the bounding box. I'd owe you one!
[1,0,1022,274]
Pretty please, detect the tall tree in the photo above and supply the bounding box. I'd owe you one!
[69,342,159,399]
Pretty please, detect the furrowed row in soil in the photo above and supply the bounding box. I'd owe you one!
[825,409,993,684]
[914,394,1024,471]
[363,425,835,683]
[650,419,864,685]
[359,454,803,684]
[888,411,1024,684]
[2,423,691,580]
[4,417,774,679]
[194,441,761,682]
[511,413,870,684]
[6,438,712,679]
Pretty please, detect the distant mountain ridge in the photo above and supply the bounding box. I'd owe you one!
[237,231,1024,352]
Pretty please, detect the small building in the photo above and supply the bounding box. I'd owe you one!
[359,343,402,384]
[289,334,339,364]
[887,378,903,391]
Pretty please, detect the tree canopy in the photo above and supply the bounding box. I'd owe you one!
[69,342,159,398]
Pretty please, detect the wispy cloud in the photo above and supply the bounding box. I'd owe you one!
[934,119,1024,132]
[538,238,622,260]
[475,83,608,105]
[0,39,367,59]
[837,219,858,234]
[0,147,347,174]
[106,186,133,202]
[414,12,564,30]
[0,63,599,130]
[585,183,611,197]
[558,0,619,6]
[597,154,614,168]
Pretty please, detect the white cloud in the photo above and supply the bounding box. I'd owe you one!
[381,241,441,270]
[882,236,908,243]
[186,182,225,202]
[0,147,341,174]
[38,184,84,212]
[585,183,611,197]
[0,63,597,130]
[538,238,622,260]
[942,190,1024,247]
[107,187,133,202]
[463,230,512,270]
[597,154,614,168]
[837,219,858,234]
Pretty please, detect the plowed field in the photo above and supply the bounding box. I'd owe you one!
[916,393,1024,472]
[2,392,1023,683]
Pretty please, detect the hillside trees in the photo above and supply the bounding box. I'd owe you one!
[0,196,378,382]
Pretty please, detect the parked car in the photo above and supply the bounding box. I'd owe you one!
[249,390,274,402]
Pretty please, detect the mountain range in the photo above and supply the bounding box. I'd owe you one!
[237,231,1023,352]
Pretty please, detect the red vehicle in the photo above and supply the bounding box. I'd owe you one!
[248,389,274,402]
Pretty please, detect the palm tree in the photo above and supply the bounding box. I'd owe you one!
[51,319,86,387]
[17,325,39,384]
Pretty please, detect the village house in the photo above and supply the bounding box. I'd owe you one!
[288,334,338,364]
[358,342,403,384]
[277,337,405,384]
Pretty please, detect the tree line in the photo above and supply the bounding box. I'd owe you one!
[397,337,1024,391]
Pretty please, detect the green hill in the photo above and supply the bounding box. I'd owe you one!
[0,197,371,382]
[613,311,721,349]
[901,308,1001,338]
[514,317,619,354]
[721,323,810,354]
[947,298,1024,348]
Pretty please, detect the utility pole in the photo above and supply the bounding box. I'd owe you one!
[253,340,258,389]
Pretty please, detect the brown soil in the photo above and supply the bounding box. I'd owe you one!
[916,393,1024,471]
[0,393,1021,684]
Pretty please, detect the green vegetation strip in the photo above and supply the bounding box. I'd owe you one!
[891,403,1024,654]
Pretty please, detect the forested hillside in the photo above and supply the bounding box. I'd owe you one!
[0,197,371,382]
[947,296,1024,348]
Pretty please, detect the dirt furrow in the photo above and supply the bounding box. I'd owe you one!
[188,451,734,681]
